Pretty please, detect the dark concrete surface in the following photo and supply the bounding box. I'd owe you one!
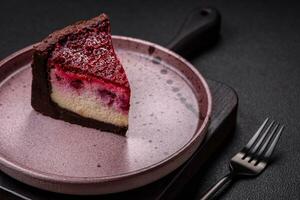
[0,0,299,199]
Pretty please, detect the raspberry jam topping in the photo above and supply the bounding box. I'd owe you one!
[48,28,129,88]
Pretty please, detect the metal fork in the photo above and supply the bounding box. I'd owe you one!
[200,118,285,200]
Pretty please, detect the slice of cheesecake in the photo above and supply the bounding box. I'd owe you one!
[31,14,130,135]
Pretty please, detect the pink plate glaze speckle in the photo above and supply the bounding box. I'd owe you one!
[0,36,211,195]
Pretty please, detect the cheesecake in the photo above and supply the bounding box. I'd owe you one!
[31,14,130,135]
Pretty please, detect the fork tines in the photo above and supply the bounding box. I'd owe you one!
[242,118,285,163]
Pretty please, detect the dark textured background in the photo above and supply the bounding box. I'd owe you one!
[0,0,299,199]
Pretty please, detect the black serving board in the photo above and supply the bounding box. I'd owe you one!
[0,7,238,200]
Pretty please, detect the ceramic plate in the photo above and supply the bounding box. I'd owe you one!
[0,36,211,195]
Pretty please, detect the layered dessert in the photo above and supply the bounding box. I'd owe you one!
[31,14,130,134]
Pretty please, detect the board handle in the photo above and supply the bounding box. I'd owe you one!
[167,7,221,58]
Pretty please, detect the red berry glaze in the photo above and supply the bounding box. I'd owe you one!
[47,17,130,113]
[48,22,129,89]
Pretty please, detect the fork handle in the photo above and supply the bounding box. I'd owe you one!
[200,173,233,200]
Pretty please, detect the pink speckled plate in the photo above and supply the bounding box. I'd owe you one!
[0,36,211,195]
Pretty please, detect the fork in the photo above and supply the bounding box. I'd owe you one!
[200,118,285,200]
